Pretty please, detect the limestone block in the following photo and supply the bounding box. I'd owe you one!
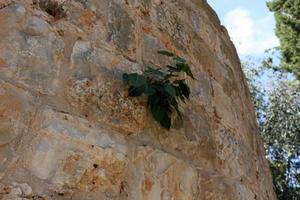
[0,5,64,95]
[24,109,128,197]
[0,80,35,178]
[107,1,135,55]
[24,16,51,36]
[127,146,199,200]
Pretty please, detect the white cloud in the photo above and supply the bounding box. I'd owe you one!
[223,8,279,55]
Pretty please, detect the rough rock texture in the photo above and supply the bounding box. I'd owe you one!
[0,0,276,199]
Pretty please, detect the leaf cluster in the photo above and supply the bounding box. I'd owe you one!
[123,50,194,130]
[262,81,300,200]
[243,60,300,200]
[267,0,300,80]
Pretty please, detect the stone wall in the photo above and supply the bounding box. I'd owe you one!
[0,0,276,199]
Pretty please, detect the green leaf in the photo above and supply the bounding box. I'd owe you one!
[128,86,145,97]
[157,50,175,57]
[164,84,176,97]
[169,97,182,119]
[151,104,166,122]
[149,95,171,130]
[160,115,171,130]
[174,56,186,63]
[144,84,156,96]
[179,82,191,99]
[123,73,129,81]
[173,85,186,103]
[167,65,181,73]
[175,80,190,99]
[151,83,165,94]
[148,94,161,107]
[124,73,146,87]
[144,66,164,78]
[176,63,195,79]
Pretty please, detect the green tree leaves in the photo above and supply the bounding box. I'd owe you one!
[157,50,175,57]
[123,50,194,130]
[176,63,195,79]
[243,60,300,200]
[164,84,176,97]
[267,0,300,80]
[122,73,146,87]
[261,80,300,200]
[158,50,195,79]
[174,80,190,99]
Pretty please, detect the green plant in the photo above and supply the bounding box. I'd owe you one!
[267,0,300,80]
[243,60,300,200]
[123,50,195,130]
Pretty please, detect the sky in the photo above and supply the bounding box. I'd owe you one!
[207,0,279,58]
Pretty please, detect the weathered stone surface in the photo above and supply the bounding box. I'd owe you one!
[0,0,276,199]
[26,109,128,194]
[0,4,64,95]
[127,146,199,200]
[0,80,36,179]
[24,16,51,36]
[107,1,135,55]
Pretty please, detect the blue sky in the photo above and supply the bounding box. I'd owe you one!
[207,0,279,58]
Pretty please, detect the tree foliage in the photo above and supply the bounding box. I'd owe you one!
[243,2,300,198]
[123,50,194,130]
[262,80,300,200]
[243,60,300,200]
[267,0,300,80]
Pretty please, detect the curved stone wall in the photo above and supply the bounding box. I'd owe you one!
[0,0,276,199]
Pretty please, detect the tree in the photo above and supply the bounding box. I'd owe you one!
[262,80,300,200]
[243,61,300,200]
[267,0,300,80]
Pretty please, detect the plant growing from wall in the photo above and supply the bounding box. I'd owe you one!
[123,50,195,130]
